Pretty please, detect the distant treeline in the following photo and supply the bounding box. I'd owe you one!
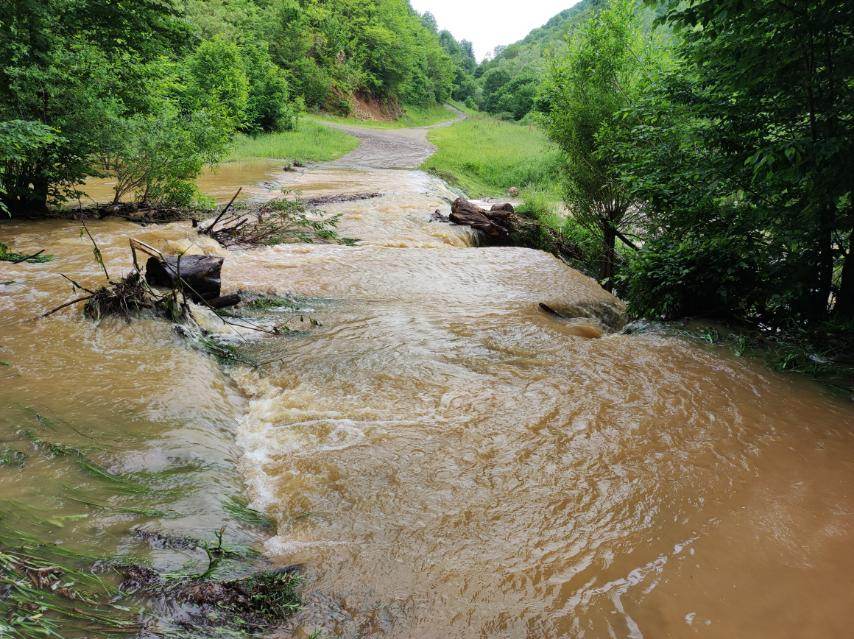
[471,0,607,120]
[0,0,475,213]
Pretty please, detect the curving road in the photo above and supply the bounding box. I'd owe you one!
[321,104,466,170]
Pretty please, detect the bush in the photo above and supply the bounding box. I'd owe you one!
[621,232,767,320]
[184,36,250,130]
[102,103,229,206]
[242,45,298,133]
[0,120,57,215]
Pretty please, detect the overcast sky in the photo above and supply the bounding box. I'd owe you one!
[410,0,582,61]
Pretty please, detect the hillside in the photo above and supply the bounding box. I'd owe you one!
[182,0,474,117]
[474,0,604,120]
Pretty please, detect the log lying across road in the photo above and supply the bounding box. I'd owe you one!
[448,198,582,262]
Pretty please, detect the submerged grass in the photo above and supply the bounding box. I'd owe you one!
[0,525,142,638]
[0,449,27,468]
[223,496,275,532]
[628,320,854,396]
[226,120,358,163]
[21,430,150,495]
[0,242,53,264]
[0,409,304,637]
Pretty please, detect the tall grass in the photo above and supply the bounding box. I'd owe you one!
[422,113,563,200]
[310,103,458,129]
[226,120,358,162]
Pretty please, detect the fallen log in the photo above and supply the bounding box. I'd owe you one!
[304,192,381,206]
[448,198,509,241]
[145,255,223,303]
[207,293,242,310]
[448,198,582,263]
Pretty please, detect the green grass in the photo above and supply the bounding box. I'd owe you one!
[422,112,563,202]
[226,119,358,162]
[0,242,53,264]
[310,103,458,129]
[222,495,275,531]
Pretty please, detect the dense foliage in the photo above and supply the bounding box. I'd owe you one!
[536,0,853,328]
[539,0,666,290]
[0,0,467,213]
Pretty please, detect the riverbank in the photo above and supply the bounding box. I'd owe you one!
[309,103,459,130]
[422,111,562,206]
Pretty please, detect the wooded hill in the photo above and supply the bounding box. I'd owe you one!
[473,0,604,120]
[182,0,475,113]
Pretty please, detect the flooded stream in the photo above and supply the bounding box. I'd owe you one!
[2,124,854,638]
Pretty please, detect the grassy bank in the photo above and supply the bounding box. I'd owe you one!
[422,112,562,203]
[423,111,603,276]
[226,119,358,162]
[310,103,458,130]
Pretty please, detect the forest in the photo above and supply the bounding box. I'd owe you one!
[468,0,853,361]
[0,0,474,213]
[535,0,853,343]
[2,0,852,358]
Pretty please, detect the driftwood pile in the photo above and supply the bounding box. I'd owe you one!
[199,188,350,248]
[73,202,200,224]
[446,198,582,263]
[304,191,380,206]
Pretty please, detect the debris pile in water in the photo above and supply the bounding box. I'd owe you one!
[0,241,52,264]
[200,189,356,247]
[116,562,301,632]
[447,197,582,263]
[43,244,190,324]
[83,270,161,320]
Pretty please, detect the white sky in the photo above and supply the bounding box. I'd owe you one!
[410,0,582,61]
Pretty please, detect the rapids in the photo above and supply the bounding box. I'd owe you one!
[2,121,853,639]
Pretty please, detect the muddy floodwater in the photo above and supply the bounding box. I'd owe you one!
[2,121,854,639]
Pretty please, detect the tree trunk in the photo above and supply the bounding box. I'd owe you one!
[447,198,582,262]
[835,230,854,320]
[809,203,835,319]
[448,198,510,241]
[599,225,617,292]
[145,255,223,303]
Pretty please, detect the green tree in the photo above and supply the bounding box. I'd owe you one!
[667,0,854,321]
[241,44,298,133]
[0,120,56,215]
[100,101,229,206]
[538,0,665,290]
[618,0,854,324]
[0,0,187,213]
[184,36,250,131]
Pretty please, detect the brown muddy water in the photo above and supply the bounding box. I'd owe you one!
[2,145,854,639]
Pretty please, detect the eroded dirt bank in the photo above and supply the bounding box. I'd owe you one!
[2,119,854,639]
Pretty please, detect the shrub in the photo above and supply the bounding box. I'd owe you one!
[101,103,229,206]
[621,231,767,320]
[184,36,250,130]
[0,120,57,215]
[242,45,298,133]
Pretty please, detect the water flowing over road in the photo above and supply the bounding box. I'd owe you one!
[2,115,854,638]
